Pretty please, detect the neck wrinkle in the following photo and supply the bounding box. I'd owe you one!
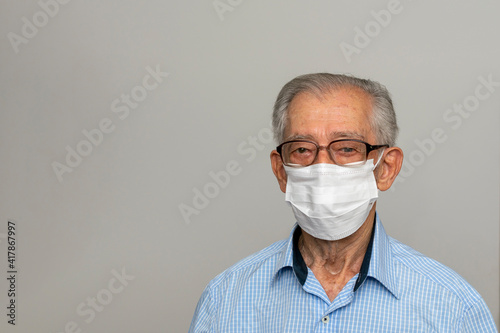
[299,209,375,276]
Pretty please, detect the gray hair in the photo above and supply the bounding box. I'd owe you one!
[272,73,399,146]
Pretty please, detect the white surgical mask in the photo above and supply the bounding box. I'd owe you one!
[284,158,381,241]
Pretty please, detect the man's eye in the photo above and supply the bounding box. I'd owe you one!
[340,147,355,153]
[296,147,310,154]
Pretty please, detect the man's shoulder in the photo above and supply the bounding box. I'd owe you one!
[388,236,484,306]
[207,237,289,290]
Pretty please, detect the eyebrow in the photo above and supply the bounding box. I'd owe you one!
[284,131,365,142]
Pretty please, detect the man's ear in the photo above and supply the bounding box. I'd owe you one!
[375,147,404,191]
[270,150,287,193]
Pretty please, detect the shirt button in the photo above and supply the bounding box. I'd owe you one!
[322,315,329,324]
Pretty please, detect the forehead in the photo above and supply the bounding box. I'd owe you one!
[285,87,375,142]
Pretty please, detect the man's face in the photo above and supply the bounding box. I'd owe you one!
[272,86,379,193]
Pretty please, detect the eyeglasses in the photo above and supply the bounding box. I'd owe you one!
[276,139,388,167]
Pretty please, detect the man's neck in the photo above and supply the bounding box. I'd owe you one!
[298,208,376,301]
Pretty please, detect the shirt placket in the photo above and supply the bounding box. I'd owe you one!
[310,276,358,332]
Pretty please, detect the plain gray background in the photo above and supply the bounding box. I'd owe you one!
[0,1,498,332]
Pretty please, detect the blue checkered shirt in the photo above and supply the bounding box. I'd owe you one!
[189,214,497,332]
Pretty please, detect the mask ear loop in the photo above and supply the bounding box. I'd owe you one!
[373,149,386,170]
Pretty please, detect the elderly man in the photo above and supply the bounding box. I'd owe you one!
[189,73,496,332]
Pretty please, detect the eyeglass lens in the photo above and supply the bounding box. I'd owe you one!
[282,140,368,166]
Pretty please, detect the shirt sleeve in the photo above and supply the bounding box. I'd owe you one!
[460,298,498,333]
[189,286,215,333]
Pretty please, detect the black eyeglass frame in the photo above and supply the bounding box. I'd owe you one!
[276,139,389,167]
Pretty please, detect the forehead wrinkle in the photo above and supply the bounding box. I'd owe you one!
[285,131,365,142]
[284,88,374,143]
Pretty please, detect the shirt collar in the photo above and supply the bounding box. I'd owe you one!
[273,213,399,299]
[292,226,308,285]
[273,226,296,279]
[369,213,399,298]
